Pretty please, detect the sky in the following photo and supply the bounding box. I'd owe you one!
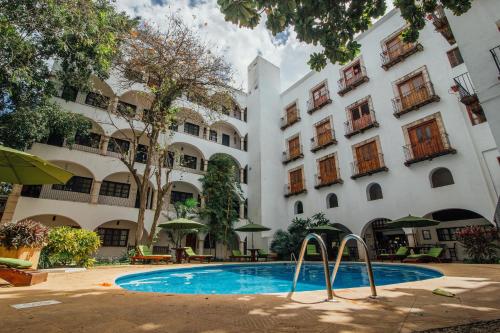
[114,0,393,92]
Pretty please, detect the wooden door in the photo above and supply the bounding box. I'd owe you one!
[386,36,402,60]
[289,169,303,193]
[351,102,371,131]
[316,121,332,146]
[408,120,443,158]
[355,141,380,174]
[319,157,337,184]
[313,84,327,108]
[398,74,428,109]
[286,104,298,124]
[288,136,301,158]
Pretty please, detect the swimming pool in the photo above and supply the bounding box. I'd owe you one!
[116,263,443,295]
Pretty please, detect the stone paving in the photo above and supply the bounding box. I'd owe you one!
[0,263,499,333]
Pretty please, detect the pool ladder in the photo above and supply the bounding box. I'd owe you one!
[291,233,377,301]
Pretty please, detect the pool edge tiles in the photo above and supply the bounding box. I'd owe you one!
[115,262,443,295]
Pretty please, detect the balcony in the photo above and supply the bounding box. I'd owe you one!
[428,6,456,45]
[307,91,332,114]
[314,172,343,189]
[280,111,301,130]
[381,42,423,70]
[337,66,369,96]
[351,154,388,179]
[490,45,500,78]
[98,195,136,208]
[282,145,304,164]
[453,72,479,106]
[403,133,456,166]
[311,129,337,152]
[284,182,307,197]
[344,109,379,138]
[37,185,91,203]
[392,81,440,118]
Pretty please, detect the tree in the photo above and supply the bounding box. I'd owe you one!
[0,0,136,149]
[162,198,200,249]
[217,0,473,70]
[110,15,234,246]
[200,154,243,258]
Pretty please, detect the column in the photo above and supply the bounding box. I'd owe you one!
[200,195,206,208]
[239,201,245,219]
[109,96,119,113]
[151,190,158,210]
[239,168,244,184]
[240,137,245,150]
[100,136,110,155]
[90,181,102,204]
[203,160,209,172]
[0,185,22,224]
[198,238,205,255]
[239,240,245,254]
[204,127,210,140]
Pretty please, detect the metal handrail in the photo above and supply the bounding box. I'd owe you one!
[291,233,333,301]
[331,234,377,297]
[290,253,297,263]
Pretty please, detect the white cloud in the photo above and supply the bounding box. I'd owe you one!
[114,0,319,92]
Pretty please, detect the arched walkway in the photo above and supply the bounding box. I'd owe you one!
[209,120,242,150]
[168,142,207,172]
[360,218,406,259]
[23,214,81,229]
[94,220,147,259]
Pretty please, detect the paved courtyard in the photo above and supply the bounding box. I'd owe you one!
[0,263,499,333]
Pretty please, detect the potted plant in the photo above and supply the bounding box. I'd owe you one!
[0,220,49,269]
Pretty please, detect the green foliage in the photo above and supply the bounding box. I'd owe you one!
[217,0,473,70]
[163,199,201,248]
[455,226,499,264]
[41,226,101,268]
[0,220,49,249]
[0,0,136,149]
[270,212,331,259]
[200,154,243,251]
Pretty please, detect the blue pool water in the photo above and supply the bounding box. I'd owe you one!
[115,263,443,295]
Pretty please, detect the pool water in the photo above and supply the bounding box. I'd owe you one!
[115,263,443,295]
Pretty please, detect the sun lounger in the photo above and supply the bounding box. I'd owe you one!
[306,244,320,259]
[379,246,409,262]
[184,247,213,263]
[403,247,444,263]
[0,258,48,287]
[130,245,172,264]
[230,249,251,262]
[257,249,275,261]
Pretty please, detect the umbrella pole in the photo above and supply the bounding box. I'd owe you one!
[252,232,254,249]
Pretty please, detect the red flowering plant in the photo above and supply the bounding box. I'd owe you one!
[0,220,49,250]
[455,226,499,263]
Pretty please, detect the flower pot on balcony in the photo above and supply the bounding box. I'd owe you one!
[451,85,459,92]
[0,246,41,269]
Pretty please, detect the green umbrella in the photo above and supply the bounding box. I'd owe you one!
[159,218,205,248]
[0,145,73,184]
[235,223,271,249]
[308,225,342,233]
[386,215,440,247]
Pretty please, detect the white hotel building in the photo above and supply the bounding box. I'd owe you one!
[1,6,499,261]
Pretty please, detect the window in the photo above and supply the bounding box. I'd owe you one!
[466,102,487,125]
[422,230,432,240]
[222,134,230,146]
[343,62,362,85]
[234,107,242,120]
[288,136,301,157]
[327,193,338,208]
[286,103,299,124]
[180,155,197,169]
[169,122,178,132]
[397,73,428,110]
[117,101,137,115]
[367,183,383,201]
[318,155,338,184]
[349,101,372,131]
[289,168,304,193]
[315,119,333,146]
[436,227,463,241]
[85,92,110,109]
[61,85,78,102]
[184,122,200,136]
[170,191,193,204]
[447,48,464,68]
[135,144,148,164]
[355,141,380,174]
[408,119,443,159]
[385,33,414,60]
[100,181,130,198]
[209,130,217,142]
[294,201,303,214]
[53,176,93,193]
[312,84,328,108]
[74,132,101,148]
[107,138,130,154]
[430,168,454,188]
[98,228,129,247]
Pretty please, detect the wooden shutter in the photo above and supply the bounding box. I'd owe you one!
[289,169,303,193]
[355,141,380,174]
[286,104,298,124]
[288,137,301,157]
[319,156,337,184]
[316,120,332,146]
[408,119,443,158]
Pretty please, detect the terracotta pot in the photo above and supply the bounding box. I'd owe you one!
[0,246,41,269]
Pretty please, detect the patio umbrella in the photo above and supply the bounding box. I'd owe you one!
[386,215,440,247]
[234,222,271,249]
[0,145,73,184]
[308,225,342,233]
[158,218,205,248]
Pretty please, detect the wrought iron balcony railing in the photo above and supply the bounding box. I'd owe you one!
[490,45,500,77]
[307,90,332,114]
[311,129,336,152]
[337,66,369,95]
[351,153,388,179]
[392,81,440,117]
[344,109,378,138]
[314,171,343,189]
[282,145,304,164]
[284,181,307,197]
[403,133,456,166]
[280,110,301,129]
[453,72,478,105]
[381,42,423,70]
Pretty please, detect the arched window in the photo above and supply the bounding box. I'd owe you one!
[367,183,383,201]
[294,201,303,214]
[430,168,454,188]
[327,193,338,208]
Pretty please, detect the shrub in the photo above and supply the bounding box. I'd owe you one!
[42,227,101,268]
[455,226,499,263]
[0,220,49,249]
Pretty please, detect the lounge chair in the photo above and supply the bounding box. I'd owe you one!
[184,247,213,263]
[130,245,172,264]
[403,247,444,263]
[306,244,321,259]
[257,249,275,261]
[379,246,409,262]
[230,249,251,262]
[0,258,48,287]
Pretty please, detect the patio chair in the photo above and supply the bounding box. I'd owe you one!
[130,245,172,264]
[257,249,276,261]
[230,249,251,262]
[306,244,320,259]
[403,247,444,263]
[379,246,409,262]
[0,258,48,287]
[184,247,213,263]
